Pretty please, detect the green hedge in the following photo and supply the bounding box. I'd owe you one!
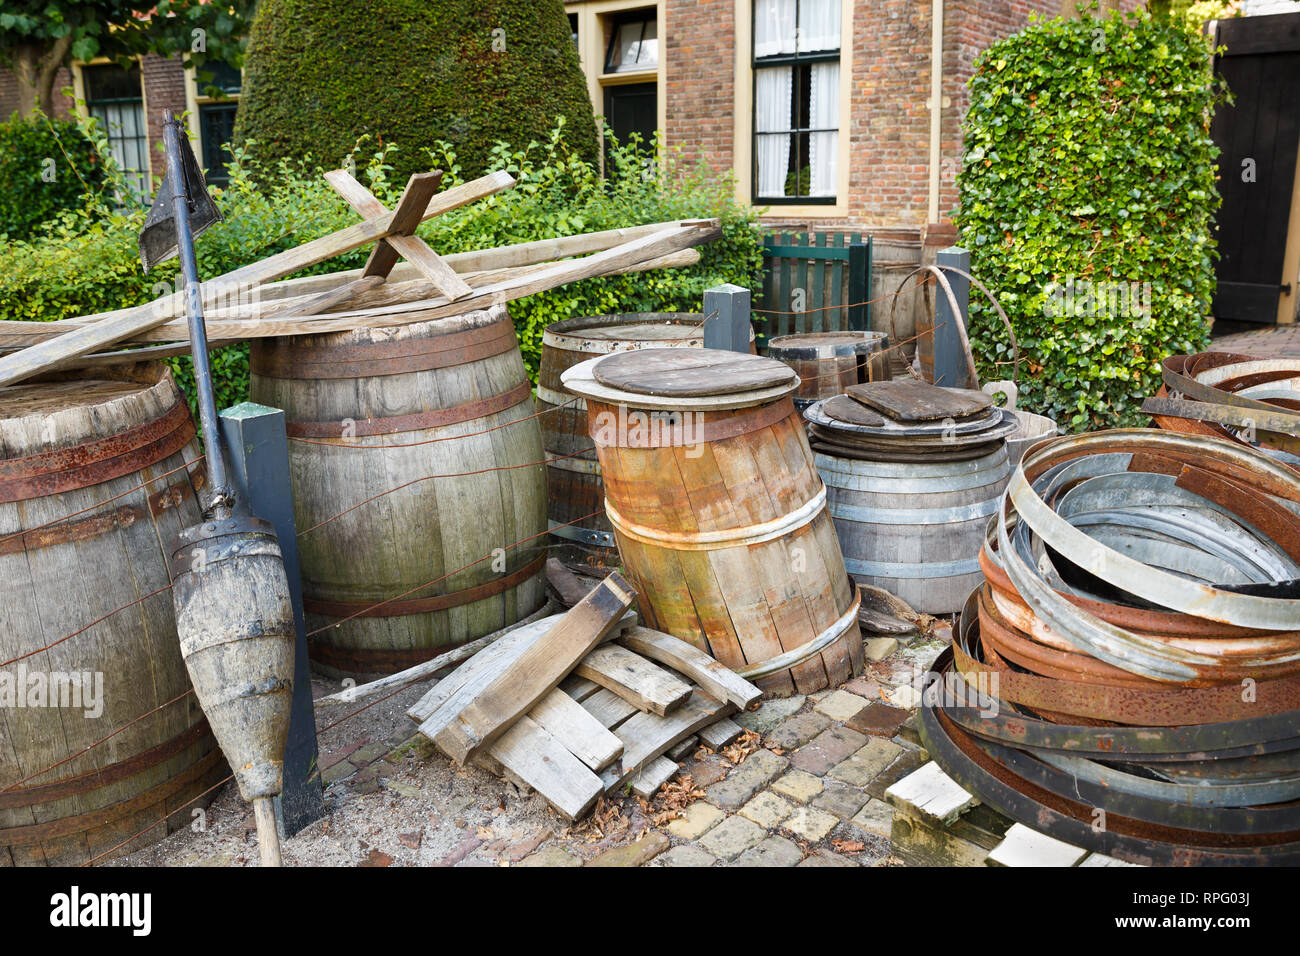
[0,115,105,241]
[234,0,598,182]
[0,127,761,416]
[955,10,1222,430]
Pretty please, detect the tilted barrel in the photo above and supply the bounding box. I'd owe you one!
[538,313,755,570]
[563,348,863,697]
[0,364,222,866]
[251,304,547,680]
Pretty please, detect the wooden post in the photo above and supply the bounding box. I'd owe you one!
[703,283,752,353]
[848,238,872,332]
[933,246,972,388]
[219,402,325,836]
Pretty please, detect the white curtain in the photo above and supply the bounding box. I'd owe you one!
[755,0,796,57]
[808,61,839,197]
[798,0,841,53]
[755,66,792,197]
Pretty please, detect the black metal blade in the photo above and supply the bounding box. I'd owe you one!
[137,131,223,274]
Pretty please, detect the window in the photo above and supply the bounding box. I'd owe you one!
[82,63,148,198]
[194,62,242,187]
[604,11,658,73]
[569,12,579,52]
[753,0,840,203]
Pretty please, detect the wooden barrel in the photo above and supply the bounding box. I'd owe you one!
[816,446,1010,614]
[250,304,547,680]
[0,364,223,866]
[768,331,890,411]
[538,313,754,571]
[562,348,863,697]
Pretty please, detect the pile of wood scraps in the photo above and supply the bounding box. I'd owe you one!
[0,165,720,384]
[408,571,760,819]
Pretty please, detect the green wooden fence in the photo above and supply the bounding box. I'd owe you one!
[756,231,873,350]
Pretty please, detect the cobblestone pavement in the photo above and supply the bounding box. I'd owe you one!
[1212,323,1300,357]
[113,625,950,867]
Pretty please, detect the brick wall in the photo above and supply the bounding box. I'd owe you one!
[141,53,189,181]
[664,0,737,174]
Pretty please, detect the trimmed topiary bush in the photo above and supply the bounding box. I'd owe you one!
[955,10,1223,431]
[234,0,599,181]
[0,114,104,240]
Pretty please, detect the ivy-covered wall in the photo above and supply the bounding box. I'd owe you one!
[955,10,1222,430]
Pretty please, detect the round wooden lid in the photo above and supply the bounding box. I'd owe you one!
[0,379,147,421]
[581,322,702,342]
[592,348,797,397]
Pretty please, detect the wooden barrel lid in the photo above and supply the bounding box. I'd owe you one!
[582,323,701,342]
[844,380,992,422]
[592,348,796,397]
[769,331,888,359]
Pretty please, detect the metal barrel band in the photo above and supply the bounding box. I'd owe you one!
[544,455,602,476]
[284,381,534,439]
[0,401,196,504]
[0,719,211,810]
[302,551,546,619]
[0,472,202,557]
[0,748,225,848]
[536,384,585,410]
[548,521,616,548]
[828,496,999,527]
[605,486,827,552]
[250,319,517,379]
[587,397,796,450]
[735,586,862,680]
[843,554,981,580]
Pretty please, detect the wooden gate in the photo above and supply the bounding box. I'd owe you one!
[757,232,872,349]
[1211,13,1300,324]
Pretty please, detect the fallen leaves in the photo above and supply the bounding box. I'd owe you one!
[637,772,706,827]
[832,838,866,854]
[721,730,761,765]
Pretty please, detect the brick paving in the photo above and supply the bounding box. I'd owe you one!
[1212,323,1300,358]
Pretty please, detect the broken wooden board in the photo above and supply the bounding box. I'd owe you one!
[434,572,636,764]
[617,627,762,712]
[527,689,623,772]
[575,644,692,716]
[546,557,592,609]
[487,715,603,820]
[844,380,992,422]
[697,717,743,750]
[985,823,1089,868]
[629,756,679,799]
[599,690,733,793]
[885,760,979,826]
[579,688,640,729]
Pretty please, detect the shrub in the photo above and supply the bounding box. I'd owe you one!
[955,9,1223,430]
[0,114,105,240]
[0,126,762,415]
[234,0,598,182]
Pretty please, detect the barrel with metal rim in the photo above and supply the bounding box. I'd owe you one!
[538,313,755,570]
[0,364,222,865]
[250,304,547,680]
[767,331,890,411]
[562,348,863,697]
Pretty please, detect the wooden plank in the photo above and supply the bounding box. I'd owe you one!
[546,557,591,608]
[617,626,761,711]
[559,675,603,702]
[697,717,742,750]
[0,169,516,385]
[579,688,640,729]
[433,572,636,764]
[575,644,692,716]
[986,823,1089,868]
[629,756,679,799]
[385,233,474,300]
[666,736,698,762]
[486,715,603,820]
[527,689,623,771]
[885,761,979,826]
[599,690,732,793]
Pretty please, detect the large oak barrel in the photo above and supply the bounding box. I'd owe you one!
[563,348,863,697]
[538,313,755,571]
[816,447,1010,614]
[768,331,891,411]
[0,364,223,866]
[251,304,547,680]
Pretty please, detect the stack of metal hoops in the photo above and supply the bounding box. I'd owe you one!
[919,428,1300,865]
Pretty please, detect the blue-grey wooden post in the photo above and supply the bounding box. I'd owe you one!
[933,246,972,388]
[704,283,752,353]
[220,402,324,836]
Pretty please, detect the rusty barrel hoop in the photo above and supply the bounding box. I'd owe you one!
[250,305,548,680]
[0,363,222,865]
[562,348,863,697]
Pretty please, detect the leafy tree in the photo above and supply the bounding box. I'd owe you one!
[0,1,252,118]
[234,0,598,180]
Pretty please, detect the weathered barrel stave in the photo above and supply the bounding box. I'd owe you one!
[0,366,222,865]
[251,307,547,680]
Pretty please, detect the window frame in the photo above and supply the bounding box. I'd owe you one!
[78,60,150,200]
[751,1,842,206]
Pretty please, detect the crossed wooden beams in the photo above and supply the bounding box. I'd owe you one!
[275,169,477,319]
